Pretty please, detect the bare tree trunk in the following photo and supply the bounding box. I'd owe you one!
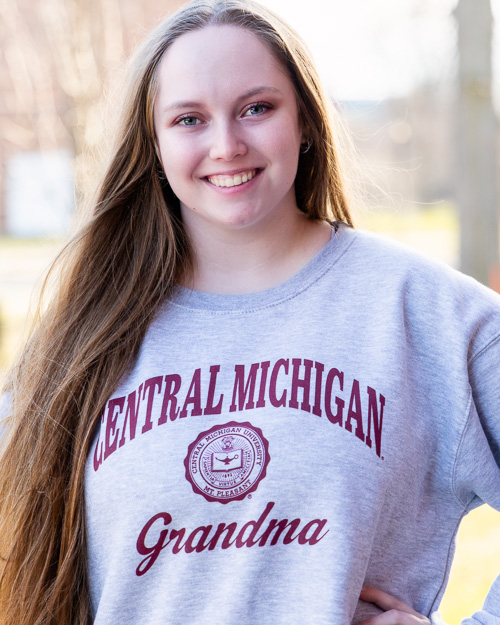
[455,0,499,286]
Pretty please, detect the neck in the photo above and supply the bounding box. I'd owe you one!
[183,210,332,295]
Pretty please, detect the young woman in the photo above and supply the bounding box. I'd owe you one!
[1,1,499,624]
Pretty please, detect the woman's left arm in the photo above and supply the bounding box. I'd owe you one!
[451,333,500,624]
[358,326,500,625]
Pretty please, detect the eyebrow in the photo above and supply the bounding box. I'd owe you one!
[162,86,282,113]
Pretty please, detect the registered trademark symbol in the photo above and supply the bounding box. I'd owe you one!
[248,494,252,499]
[381,456,385,461]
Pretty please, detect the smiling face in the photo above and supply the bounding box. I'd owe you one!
[153,25,304,238]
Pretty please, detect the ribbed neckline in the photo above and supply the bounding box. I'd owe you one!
[168,222,357,313]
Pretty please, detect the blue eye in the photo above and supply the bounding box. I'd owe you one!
[177,116,200,126]
[245,102,272,116]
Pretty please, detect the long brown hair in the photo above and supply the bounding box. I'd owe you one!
[0,1,353,623]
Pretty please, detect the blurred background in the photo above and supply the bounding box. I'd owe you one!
[1,0,500,622]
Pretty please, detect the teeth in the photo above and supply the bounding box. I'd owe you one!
[208,169,256,188]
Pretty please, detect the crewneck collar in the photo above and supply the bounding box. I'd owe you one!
[170,222,357,313]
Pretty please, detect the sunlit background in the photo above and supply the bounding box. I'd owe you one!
[1,1,500,622]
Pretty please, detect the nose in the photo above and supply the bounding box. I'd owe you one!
[209,121,247,161]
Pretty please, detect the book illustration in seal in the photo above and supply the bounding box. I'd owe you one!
[184,421,270,504]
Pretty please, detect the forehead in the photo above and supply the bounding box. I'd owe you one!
[155,25,293,105]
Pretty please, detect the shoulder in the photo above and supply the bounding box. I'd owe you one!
[340,224,496,299]
[338,224,468,285]
[333,224,500,359]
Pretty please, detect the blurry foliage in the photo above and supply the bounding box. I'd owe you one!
[0,0,186,201]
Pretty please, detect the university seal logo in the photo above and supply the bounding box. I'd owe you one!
[184,421,270,503]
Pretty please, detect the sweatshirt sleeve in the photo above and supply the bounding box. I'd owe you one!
[452,334,500,625]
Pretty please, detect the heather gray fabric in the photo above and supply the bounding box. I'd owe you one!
[84,223,500,624]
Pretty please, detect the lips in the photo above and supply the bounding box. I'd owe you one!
[206,169,257,188]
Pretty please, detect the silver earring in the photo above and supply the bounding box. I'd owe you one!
[156,162,168,184]
[300,138,312,154]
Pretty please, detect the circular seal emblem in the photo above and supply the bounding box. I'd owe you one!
[184,421,270,504]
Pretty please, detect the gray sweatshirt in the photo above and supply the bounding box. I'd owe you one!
[85,223,500,624]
